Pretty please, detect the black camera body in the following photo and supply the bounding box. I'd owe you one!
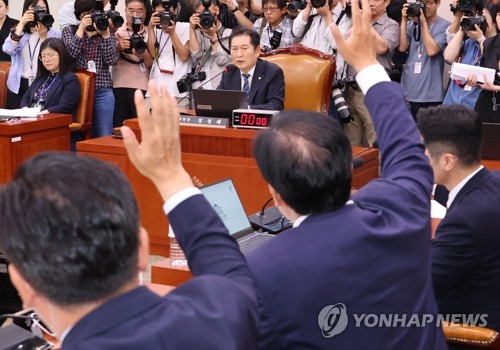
[287,0,307,12]
[200,0,216,29]
[458,0,478,15]
[91,0,109,31]
[126,16,147,54]
[29,5,54,29]
[406,0,425,18]
[156,0,178,27]
[311,0,326,8]
[269,28,283,50]
[460,15,486,32]
[177,71,207,93]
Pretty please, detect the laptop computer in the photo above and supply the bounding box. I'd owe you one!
[192,89,248,120]
[200,178,275,255]
[482,123,500,160]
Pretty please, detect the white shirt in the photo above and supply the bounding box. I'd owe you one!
[446,165,484,208]
[149,23,192,98]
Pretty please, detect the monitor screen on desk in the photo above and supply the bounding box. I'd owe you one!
[192,89,248,120]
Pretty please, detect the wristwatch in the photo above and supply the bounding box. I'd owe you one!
[10,28,24,42]
[232,6,239,13]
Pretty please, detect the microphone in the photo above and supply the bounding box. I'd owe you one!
[176,64,237,106]
[352,157,365,169]
[259,197,274,215]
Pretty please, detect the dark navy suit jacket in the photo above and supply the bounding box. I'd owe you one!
[217,59,285,110]
[246,82,447,349]
[62,195,259,350]
[433,168,500,332]
[20,72,81,121]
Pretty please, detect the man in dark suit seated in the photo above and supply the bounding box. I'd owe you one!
[217,26,285,110]
[0,82,259,349]
[417,105,500,335]
[244,1,448,348]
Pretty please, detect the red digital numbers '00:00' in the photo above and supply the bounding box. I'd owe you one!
[239,113,268,126]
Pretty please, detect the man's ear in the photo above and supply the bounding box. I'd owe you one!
[268,185,284,206]
[8,264,37,309]
[442,152,458,172]
[137,227,150,273]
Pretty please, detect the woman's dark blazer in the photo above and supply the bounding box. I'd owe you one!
[21,71,81,121]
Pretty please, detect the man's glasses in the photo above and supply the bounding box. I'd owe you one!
[262,6,280,13]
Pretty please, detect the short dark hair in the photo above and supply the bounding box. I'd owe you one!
[485,2,500,30]
[229,26,260,49]
[37,38,71,77]
[262,0,286,9]
[74,0,95,20]
[416,105,482,166]
[0,152,140,306]
[23,0,50,14]
[1,0,9,7]
[253,111,352,215]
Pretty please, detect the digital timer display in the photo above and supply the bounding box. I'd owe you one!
[232,109,279,129]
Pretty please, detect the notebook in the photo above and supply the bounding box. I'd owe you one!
[192,89,248,120]
[482,123,500,160]
[200,178,275,255]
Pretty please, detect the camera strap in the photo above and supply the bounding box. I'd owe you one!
[258,18,267,37]
[119,53,144,65]
[197,25,228,72]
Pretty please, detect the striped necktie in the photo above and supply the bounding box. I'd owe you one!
[242,73,250,100]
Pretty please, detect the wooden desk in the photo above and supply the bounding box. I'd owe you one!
[77,123,379,256]
[0,114,71,184]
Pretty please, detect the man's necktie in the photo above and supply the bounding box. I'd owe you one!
[242,73,250,100]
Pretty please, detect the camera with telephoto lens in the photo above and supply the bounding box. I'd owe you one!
[177,70,207,93]
[28,5,54,29]
[106,0,125,28]
[460,15,486,32]
[125,16,147,54]
[332,80,353,124]
[155,0,178,27]
[200,0,216,29]
[287,0,307,12]
[406,0,425,18]
[91,0,109,31]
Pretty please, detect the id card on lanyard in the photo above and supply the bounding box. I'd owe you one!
[84,37,99,73]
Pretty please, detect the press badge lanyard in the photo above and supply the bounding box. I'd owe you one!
[28,37,41,85]
[83,37,99,73]
[155,31,174,74]
[34,75,58,104]
[414,23,434,74]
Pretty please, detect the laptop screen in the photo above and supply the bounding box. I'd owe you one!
[200,179,253,236]
[192,89,248,120]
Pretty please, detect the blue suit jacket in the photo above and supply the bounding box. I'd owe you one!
[62,195,259,350]
[217,59,285,110]
[433,168,500,332]
[20,72,81,121]
[247,82,447,349]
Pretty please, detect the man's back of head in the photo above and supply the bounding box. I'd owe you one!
[417,104,483,168]
[253,110,352,215]
[0,152,140,307]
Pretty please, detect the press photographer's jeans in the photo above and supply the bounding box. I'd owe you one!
[92,88,114,138]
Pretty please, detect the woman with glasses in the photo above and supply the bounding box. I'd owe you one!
[2,0,60,109]
[20,38,81,120]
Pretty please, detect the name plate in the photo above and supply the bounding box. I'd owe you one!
[179,116,229,128]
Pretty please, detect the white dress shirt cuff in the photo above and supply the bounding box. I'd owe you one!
[355,64,391,95]
[163,187,202,214]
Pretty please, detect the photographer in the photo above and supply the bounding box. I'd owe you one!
[62,0,119,137]
[147,0,192,107]
[217,0,256,29]
[189,0,231,89]
[469,3,500,122]
[2,0,59,109]
[399,0,449,119]
[113,0,154,127]
[253,0,298,51]
[442,0,497,108]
